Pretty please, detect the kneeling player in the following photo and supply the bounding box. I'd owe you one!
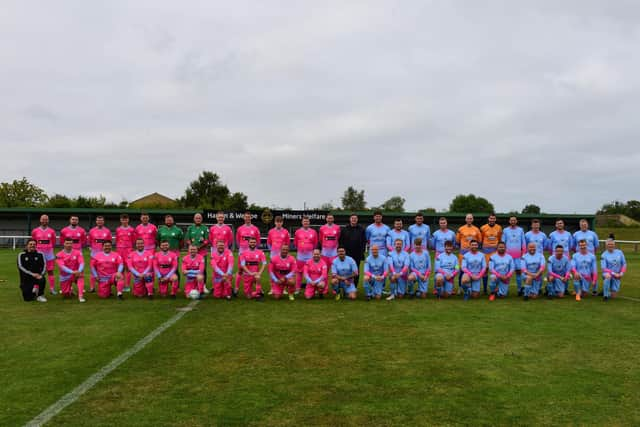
[601,238,627,301]
[128,238,154,298]
[91,241,125,299]
[434,241,458,298]
[304,249,328,300]
[461,240,486,300]
[488,242,514,301]
[56,238,85,302]
[269,245,297,300]
[331,247,359,300]
[387,239,410,300]
[408,238,431,299]
[238,237,267,299]
[546,245,571,298]
[211,240,234,299]
[521,242,545,300]
[364,245,388,300]
[154,241,179,298]
[571,239,597,301]
[183,245,205,298]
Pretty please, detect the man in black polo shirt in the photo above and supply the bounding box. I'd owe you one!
[338,214,366,277]
[17,239,47,302]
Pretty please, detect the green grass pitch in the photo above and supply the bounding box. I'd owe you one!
[1,236,639,425]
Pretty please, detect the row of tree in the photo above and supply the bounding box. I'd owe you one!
[0,173,560,214]
[597,200,640,222]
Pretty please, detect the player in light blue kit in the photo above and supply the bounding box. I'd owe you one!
[546,245,571,298]
[488,241,514,300]
[571,239,597,301]
[600,237,627,301]
[525,219,547,255]
[366,211,391,257]
[386,239,410,300]
[431,217,456,258]
[502,216,527,296]
[434,241,458,298]
[409,213,431,252]
[547,219,574,254]
[386,218,410,253]
[408,238,431,298]
[572,219,599,254]
[521,242,546,300]
[331,247,359,301]
[363,244,389,300]
[461,240,486,300]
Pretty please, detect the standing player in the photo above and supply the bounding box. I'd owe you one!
[339,214,367,271]
[154,240,179,298]
[31,214,57,295]
[386,239,410,300]
[434,241,459,299]
[185,213,210,292]
[363,245,388,301]
[56,238,85,302]
[211,240,235,300]
[319,214,341,268]
[238,237,267,300]
[87,216,111,293]
[601,237,627,301]
[135,213,158,253]
[115,214,136,291]
[157,214,184,257]
[408,212,431,252]
[547,219,574,254]
[366,211,391,257]
[502,216,527,296]
[431,217,456,258]
[235,212,261,296]
[525,219,547,255]
[460,240,486,300]
[269,245,297,301]
[303,249,328,300]
[91,241,125,299]
[546,245,571,298]
[59,215,86,251]
[386,218,410,253]
[267,216,290,254]
[209,211,234,250]
[408,238,431,299]
[573,219,599,295]
[456,214,482,290]
[488,242,514,301]
[331,247,359,301]
[182,245,205,298]
[480,213,503,294]
[571,239,598,301]
[128,238,155,298]
[293,216,318,294]
[521,242,546,300]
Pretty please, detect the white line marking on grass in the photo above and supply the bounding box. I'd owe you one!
[619,295,640,303]
[25,300,200,427]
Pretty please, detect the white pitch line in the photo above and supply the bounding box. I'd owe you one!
[25,300,200,427]
[619,295,640,303]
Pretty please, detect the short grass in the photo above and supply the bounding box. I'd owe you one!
[1,234,639,426]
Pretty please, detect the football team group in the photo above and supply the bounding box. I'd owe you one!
[17,210,627,304]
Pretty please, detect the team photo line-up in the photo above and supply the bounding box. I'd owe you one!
[18,210,626,304]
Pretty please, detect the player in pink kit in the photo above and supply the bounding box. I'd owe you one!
[235,212,261,296]
[269,245,297,300]
[154,240,179,298]
[128,238,155,298]
[135,213,158,253]
[182,245,205,298]
[238,237,267,300]
[56,238,85,302]
[294,217,318,293]
[115,214,136,290]
[267,216,290,254]
[59,215,86,251]
[303,248,328,300]
[31,214,57,295]
[209,211,234,250]
[90,241,125,299]
[87,216,112,293]
[211,240,234,300]
[319,214,341,269]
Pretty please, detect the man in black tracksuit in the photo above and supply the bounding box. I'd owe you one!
[17,239,47,302]
[338,214,367,283]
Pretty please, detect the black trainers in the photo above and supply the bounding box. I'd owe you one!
[117,294,124,301]
[88,288,96,293]
[147,294,153,300]
[523,295,529,301]
[169,294,176,300]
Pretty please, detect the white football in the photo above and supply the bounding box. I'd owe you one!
[188,289,200,300]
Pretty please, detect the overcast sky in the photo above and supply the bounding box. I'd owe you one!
[2,1,639,213]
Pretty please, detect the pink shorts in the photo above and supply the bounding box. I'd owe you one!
[304,281,328,298]
[117,249,133,264]
[271,280,295,296]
